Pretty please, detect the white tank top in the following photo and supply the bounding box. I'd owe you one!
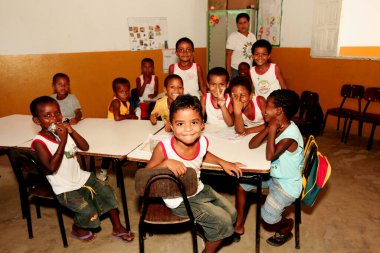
[242,96,265,127]
[173,63,199,97]
[205,93,231,126]
[31,134,90,195]
[250,63,281,98]
[159,135,207,208]
[139,75,156,101]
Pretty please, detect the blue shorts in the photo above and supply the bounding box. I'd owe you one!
[171,184,236,242]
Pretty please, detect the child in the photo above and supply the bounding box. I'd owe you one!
[136,58,158,119]
[237,62,251,78]
[146,94,244,253]
[228,76,266,135]
[99,77,138,181]
[226,13,257,79]
[235,89,303,246]
[169,37,206,98]
[150,74,184,132]
[250,39,287,99]
[51,73,82,125]
[201,67,233,126]
[30,96,134,243]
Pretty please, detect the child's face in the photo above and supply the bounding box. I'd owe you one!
[231,85,252,109]
[115,83,130,102]
[253,47,270,66]
[141,61,154,76]
[237,17,249,34]
[165,78,184,102]
[176,42,194,63]
[170,108,204,146]
[238,64,250,77]
[207,75,228,98]
[33,102,62,130]
[263,97,279,123]
[53,77,70,96]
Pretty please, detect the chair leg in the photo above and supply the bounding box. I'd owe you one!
[337,116,341,131]
[80,155,87,171]
[23,196,33,239]
[294,198,301,249]
[366,123,377,150]
[36,202,41,219]
[90,156,95,174]
[344,118,353,144]
[320,113,328,136]
[340,117,349,143]
[358,121,363,137]
[139,223,145,253]
[55,204,68,247]
[191,224,198,253]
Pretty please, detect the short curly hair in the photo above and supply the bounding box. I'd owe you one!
[169,94,203,123]
[268,89,300,120]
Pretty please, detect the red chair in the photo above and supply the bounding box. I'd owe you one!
[343,87,380,150]
[321,84,365,141]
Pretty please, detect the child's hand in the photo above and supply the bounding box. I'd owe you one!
[150,113,158,125]
[216,87,226,107]
[148,94,155,99]
[143,75,152,84]
[221,161,245,178]
[69,118,78,125]
[164,121,172,132]
[268,119,282,132]
[165,159,187,178]
[232,93,244,114]
[55,122,69,141]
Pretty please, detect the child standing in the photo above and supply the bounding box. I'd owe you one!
[250,39,287,99]
[98,77,138,181]
[228,76,266,135]
[30,96,134,243]
[146,94,243,253]
[201,67,233,126]
[150,74,184,132]
[51,73,82,125]
[237,62,251,78]
[235,89,303,246]
[136,58,158,119]
[169,37,206,98]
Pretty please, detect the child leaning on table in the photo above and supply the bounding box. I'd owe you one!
[169,37,207,97]
[228,76,266,135]
[150,74,184,132]
[98,77,138,181]
[146,94,244,253]
[30,96,134,243]
[51,73,82,125]
[234,89,304,247]
[201,67,233,126]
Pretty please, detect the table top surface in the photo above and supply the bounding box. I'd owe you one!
[128,124,271,173]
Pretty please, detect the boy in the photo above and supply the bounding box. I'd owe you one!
[150,74,184,132]
[146,94,243,253]
[250,39,287,98]
[30,96,134,243]
[235,89,303,246]
[169,37,206,98]
[201,67,233,126]
[237,62,251,78]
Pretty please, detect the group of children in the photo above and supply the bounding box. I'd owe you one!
[29,31,303,252]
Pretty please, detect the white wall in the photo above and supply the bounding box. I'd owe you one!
[0,0,207,55]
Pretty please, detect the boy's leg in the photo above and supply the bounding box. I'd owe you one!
[234,184,248,235]
[97,158,111,181]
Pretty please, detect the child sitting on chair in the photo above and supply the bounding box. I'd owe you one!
[51,73,82,125]
[146,94,244,253]
[201,67,233,126]
[150,74,184,132]
[234,89,304,246]
[30,96,134,243]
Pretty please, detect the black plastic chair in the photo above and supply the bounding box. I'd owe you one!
[344,87,380,150]
[321,84,365,141]
[7,149,68,247]
[293,91,324,137]
[135,168,198,253]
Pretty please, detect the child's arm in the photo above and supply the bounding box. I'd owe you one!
[148,76,159,99]
[136,77,146,97]
[249,125,269,149]
[217,88,234,126]
[168,64,174,74]
[70,108,82,125]
[266,121,295,161]
[64,122,89,151]
[243,96,267,134]
[275,65,287,89]
[231,93,245,134]
[200,94,206,118]
[203,151,243,178]
[128,102,138,119]
[196,64,207,96]
[146,143,188,177]
[110,99,137,121]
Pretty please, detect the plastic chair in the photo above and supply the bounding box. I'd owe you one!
[7,148,68,247]
[135,168,198,253]
[321,84,365,141]
[293,91,324,137]
[343,87,380,150]
[250,138,318,249]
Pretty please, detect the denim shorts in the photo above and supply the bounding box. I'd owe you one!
[171,184,236,242]
[56,173,118,229]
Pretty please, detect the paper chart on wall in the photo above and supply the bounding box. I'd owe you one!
[257,0,283,46]
[127,17,168,51]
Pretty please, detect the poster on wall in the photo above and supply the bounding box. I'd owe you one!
[257,0,283,46]
[162,49,178,73]
[127,17,168,51]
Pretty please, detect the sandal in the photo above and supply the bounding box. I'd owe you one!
[231,232,244,243]
[70,231,96,242]
[266,232,293,247]
[112,230,135,242]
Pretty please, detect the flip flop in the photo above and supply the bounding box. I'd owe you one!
[231,232,244,243]
[70,231,96,242]
[112,230,135,242]
[266,232,293,247]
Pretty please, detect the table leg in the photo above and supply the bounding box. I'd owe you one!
[255,175,262,253]
[115,158,131,231]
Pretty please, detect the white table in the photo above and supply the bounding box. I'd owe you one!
[0,114,39,148]
[127,124,270,253]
